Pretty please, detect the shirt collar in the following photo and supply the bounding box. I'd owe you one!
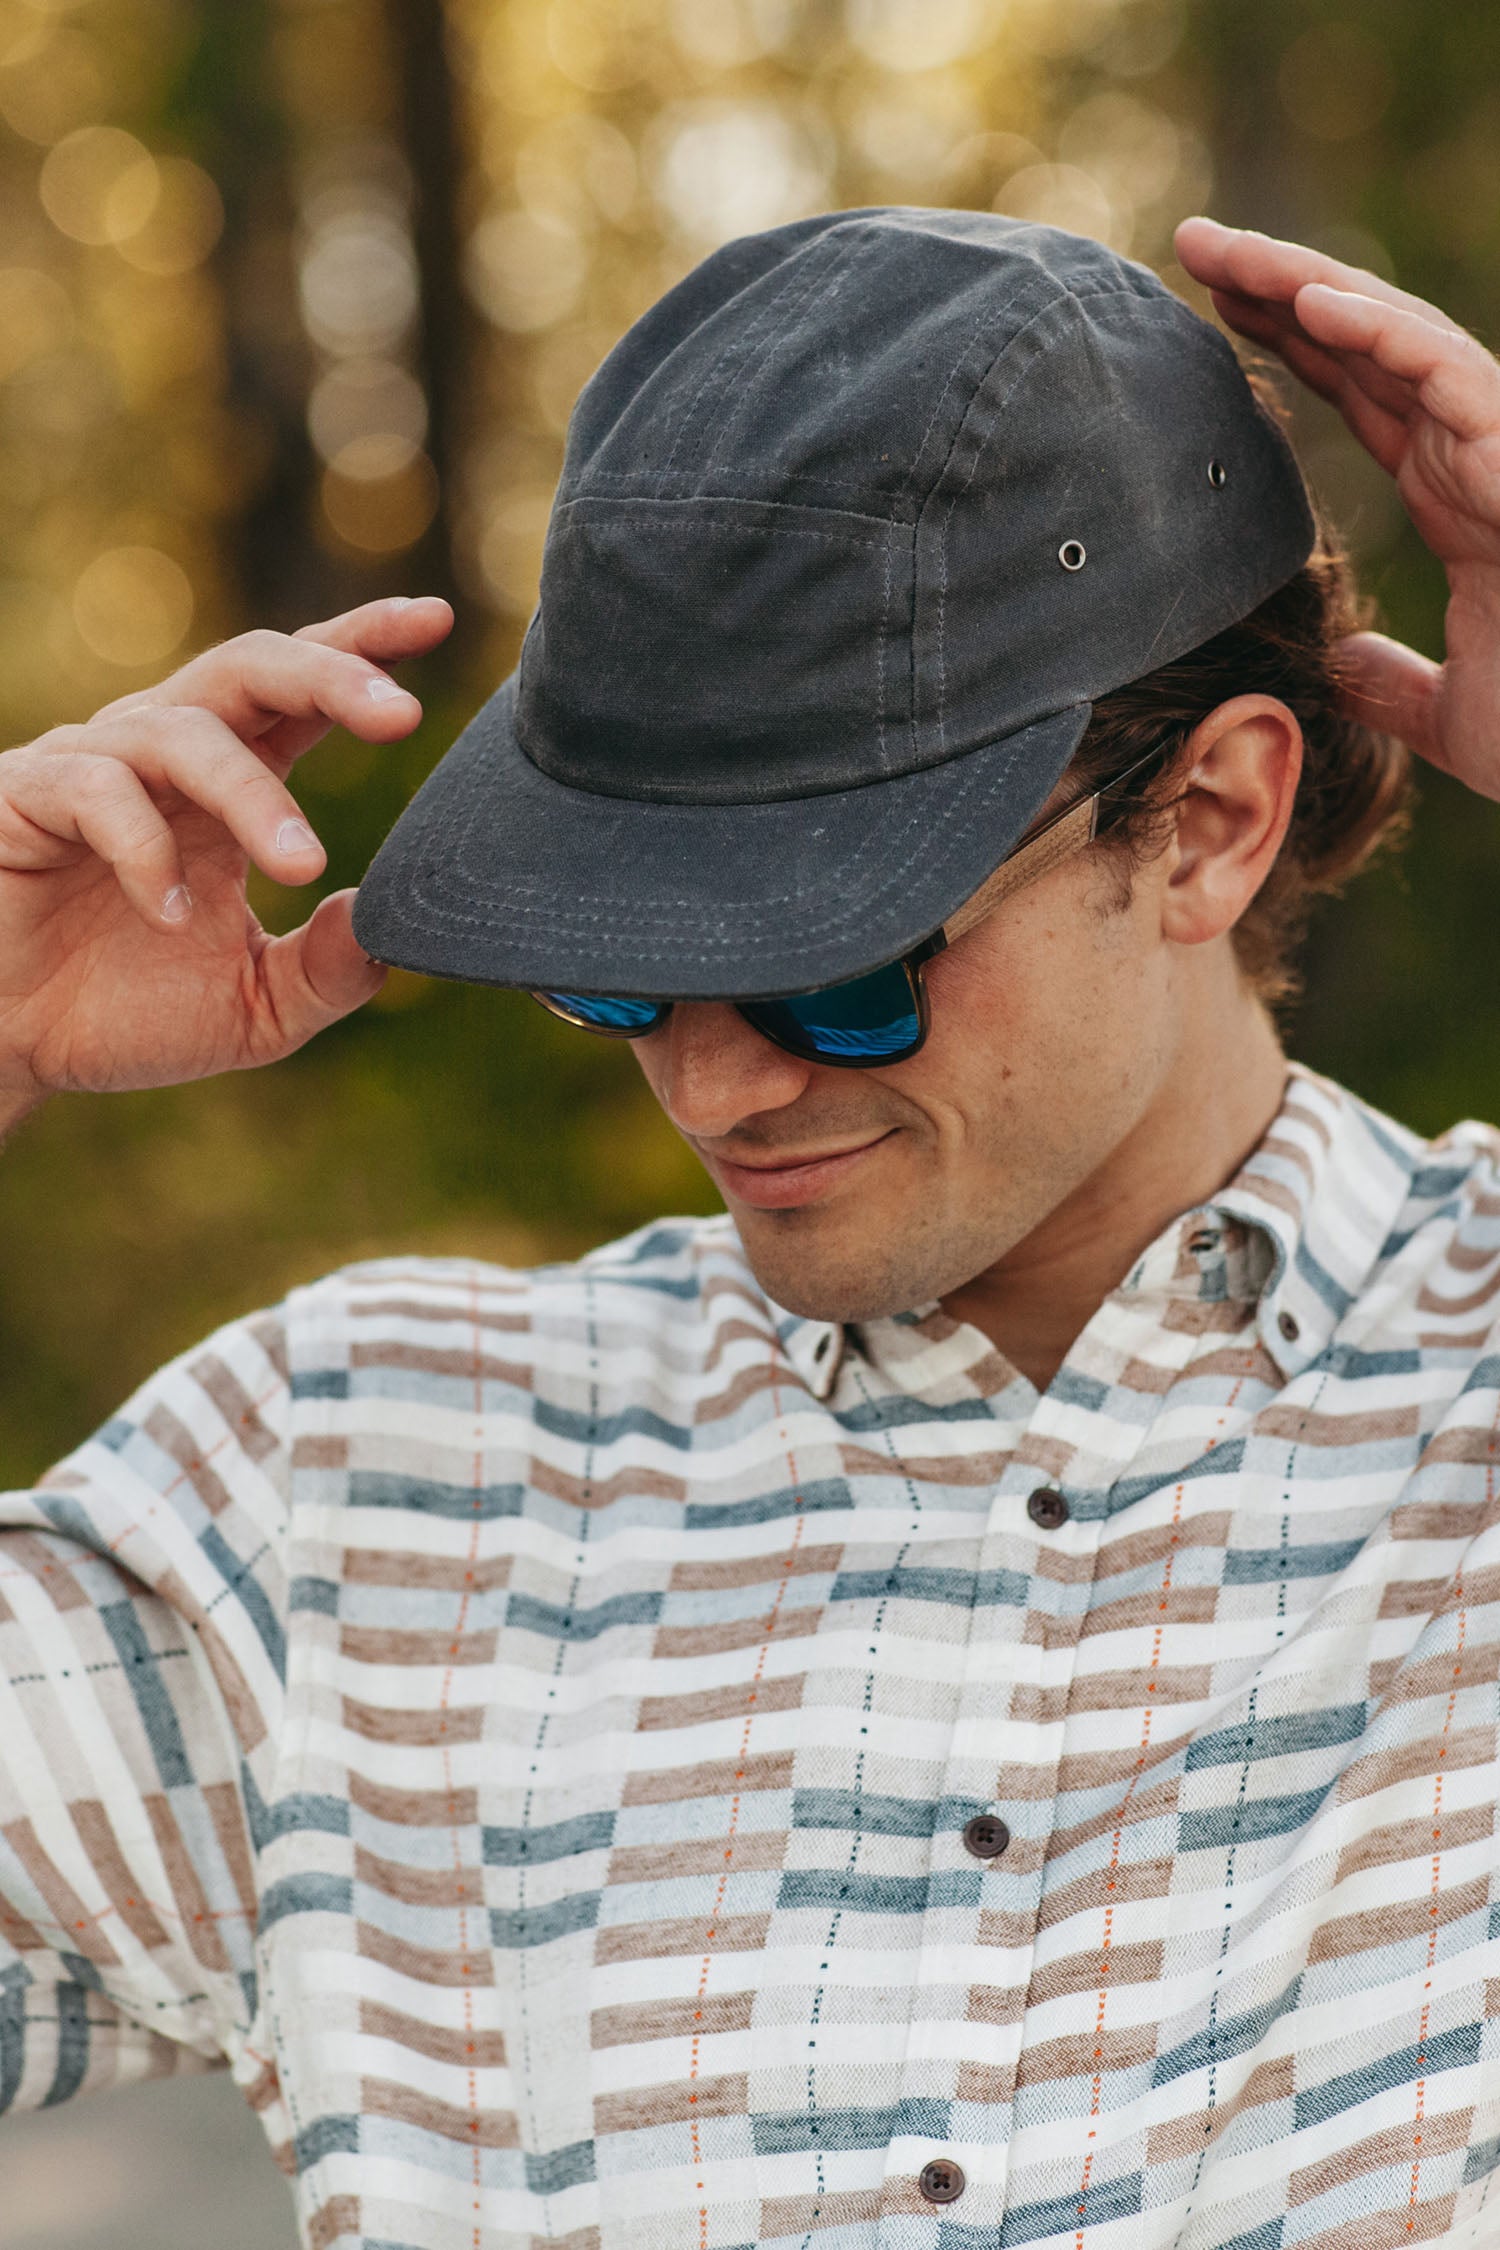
[1201,1062,1421,1378]
[766,1065,1422,1398]
[774,1305,846,1400]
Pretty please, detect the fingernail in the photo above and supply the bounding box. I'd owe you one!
[277,818,319,855]
[366,675,410,704]
[387,595,412,609]
[162,884,192,923]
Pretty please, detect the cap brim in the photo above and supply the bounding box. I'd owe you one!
[352,674,1091,1002]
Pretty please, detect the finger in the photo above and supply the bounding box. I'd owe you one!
[266,596,454,766]
[1209,295,1410,475]
[294,593,454,661]
[70,705,330,884]
[43,756,193,930]
[1176,216,1468,335]
[1291,285,1500,442]
[1211,287,1417,426]
[100,626,429,769]
[1335,631,1444,762]
[248,889,388,1061]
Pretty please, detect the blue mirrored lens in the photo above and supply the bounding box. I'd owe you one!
[542,993,664,1033]
[751,964,921,1061]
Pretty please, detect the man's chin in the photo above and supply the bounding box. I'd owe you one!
[729,1205,946,1326]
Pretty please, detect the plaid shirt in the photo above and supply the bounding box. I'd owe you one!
[3,1064,1500,2250]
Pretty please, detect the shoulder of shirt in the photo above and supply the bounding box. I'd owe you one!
[1396,1105,1500,1249]
[275,1211,761,1340]
[1349,1080,1500,1222]
[1298,1065,1500,1292]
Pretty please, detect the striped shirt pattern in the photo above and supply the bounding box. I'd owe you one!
[3,1064,1500,2250]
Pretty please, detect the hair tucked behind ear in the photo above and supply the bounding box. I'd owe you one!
[1069,478,1413,1006]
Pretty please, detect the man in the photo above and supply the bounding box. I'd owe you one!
[1,208,1497,2250]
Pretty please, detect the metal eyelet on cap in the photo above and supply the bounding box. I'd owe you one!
[1207,458,1227,488]
[1058,538,1087,571]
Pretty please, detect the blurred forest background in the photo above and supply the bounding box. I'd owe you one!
[1,2,1499,2242]
[2,0,1499,1493]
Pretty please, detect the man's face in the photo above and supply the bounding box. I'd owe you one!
[629,826,1186,1322]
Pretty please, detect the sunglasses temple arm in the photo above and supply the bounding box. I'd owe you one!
[937,790,1101,948]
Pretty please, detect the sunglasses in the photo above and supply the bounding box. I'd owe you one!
[533,744,1169,1069]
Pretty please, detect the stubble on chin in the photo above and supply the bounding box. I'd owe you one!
[728,1198,989,1326]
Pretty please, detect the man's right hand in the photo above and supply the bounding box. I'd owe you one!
[0,594,453,1132]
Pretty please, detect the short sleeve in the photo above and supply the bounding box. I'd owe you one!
[0,1305,292,2112]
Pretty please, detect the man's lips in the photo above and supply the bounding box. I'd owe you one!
[701,1132,896,1209]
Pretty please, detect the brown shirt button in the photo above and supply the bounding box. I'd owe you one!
[1027,1487,1069,1530]
[919,2158,966,2204]
[1278,1310,1301,1343]
[962,1813,1011,1860]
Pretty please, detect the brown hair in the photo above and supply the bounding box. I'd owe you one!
[1071,499,1413,1006]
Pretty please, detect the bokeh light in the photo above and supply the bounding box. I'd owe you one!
[668,0,793,68]
[996,163,1120,249]
[118,156,224,275]
[512,112,638,228]
[477,484,556,614]
[846,0,987,74]
[309,358,429,465]
[545,0,650,94]
[321,450,440,552]
[466,207,589,330]
[649,98,832,247]
[0,23,107,146]
[298,212,420,356]
[39,125,159,245]
[72,544,195,666]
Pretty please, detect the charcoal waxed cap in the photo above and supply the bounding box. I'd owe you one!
[354,207,1316,1000]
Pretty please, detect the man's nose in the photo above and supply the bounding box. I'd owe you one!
[649,1002,814,1141]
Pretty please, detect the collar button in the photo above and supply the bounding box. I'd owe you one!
[1278,1310,1301,1344]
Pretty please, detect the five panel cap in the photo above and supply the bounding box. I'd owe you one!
[354,206,1316,1000]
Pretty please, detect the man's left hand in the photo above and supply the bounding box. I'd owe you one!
[1175,214,1500,804]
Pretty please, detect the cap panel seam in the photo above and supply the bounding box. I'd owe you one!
[899,279,1044,509]
[917,287,1310,749]
[698,226,884,485]
[658,228,858,484]
[570,467,920,515]
[529,511,909,785]
[911,290,1082,753]
[546,494,896,544]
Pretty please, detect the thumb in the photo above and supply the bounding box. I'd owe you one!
[1335,631,1444,762]
[252,888,388,1060]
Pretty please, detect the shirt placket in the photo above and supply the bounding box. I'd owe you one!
[868,1274,1227,2241]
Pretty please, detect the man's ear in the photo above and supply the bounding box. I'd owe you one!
[1160,696,1303,947]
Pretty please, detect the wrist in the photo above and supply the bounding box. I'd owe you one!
[1445,565,1500,636]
